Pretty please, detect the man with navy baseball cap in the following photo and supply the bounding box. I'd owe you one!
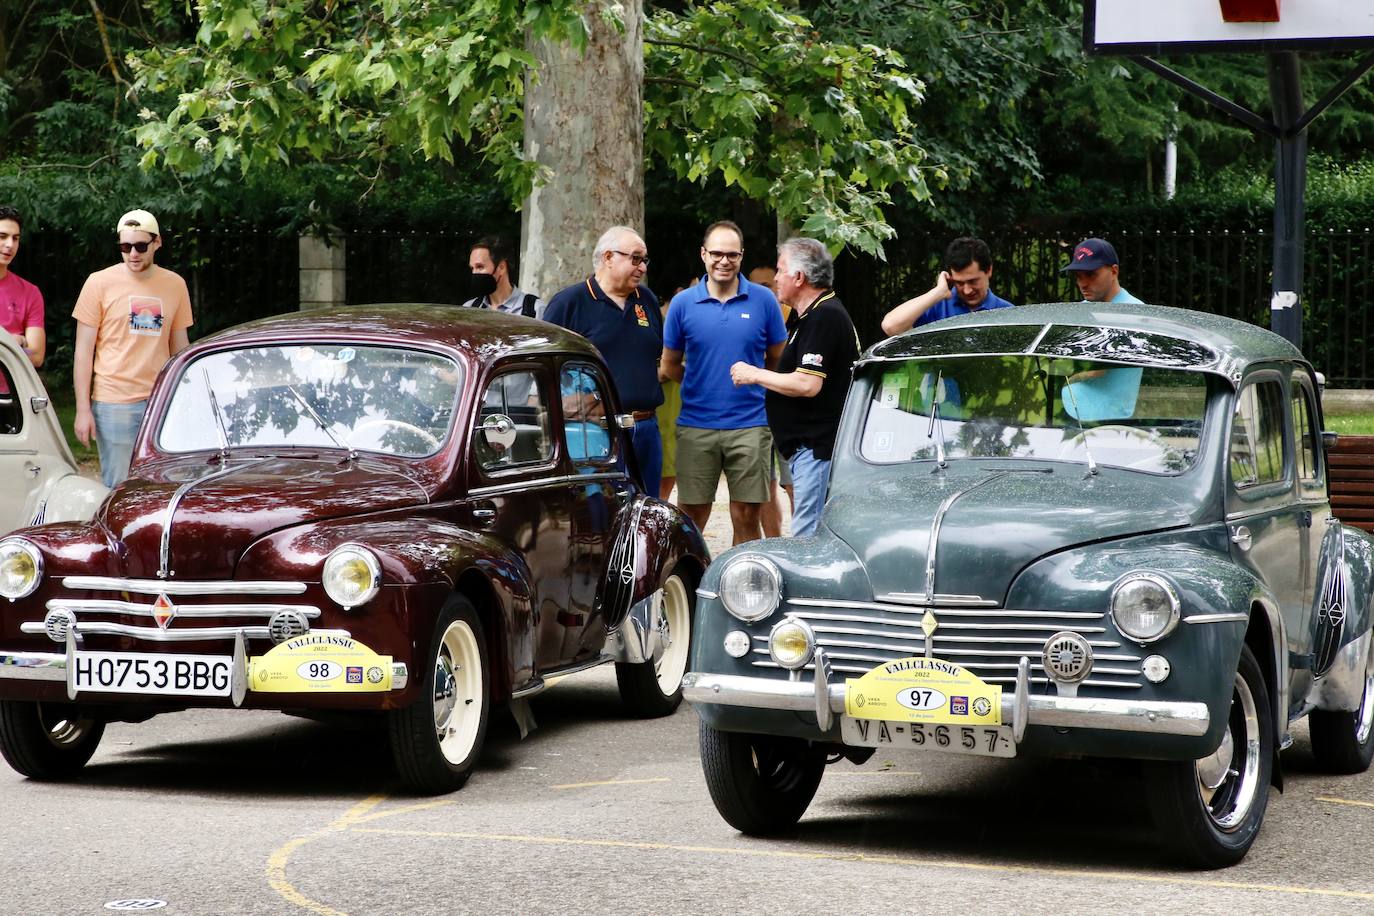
[1062,237,1143,304]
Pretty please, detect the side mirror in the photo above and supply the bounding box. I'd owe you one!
[615,413,635,430]
[1321,430,1339,451]
[479,413,517,452]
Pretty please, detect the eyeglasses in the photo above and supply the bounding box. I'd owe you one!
[706,250,743,263]
[611,250,650,267]
[118,241,153,254]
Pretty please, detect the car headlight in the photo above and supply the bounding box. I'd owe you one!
[1110,572,1180,643]
[322,544,381,610]
[769,618,815,670]
[0,538,43,601]
[719,556,781,622]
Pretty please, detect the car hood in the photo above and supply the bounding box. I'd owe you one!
[824,467,1200,605]
[96,456,430,579]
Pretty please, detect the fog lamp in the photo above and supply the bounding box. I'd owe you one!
[0,538,42,601]
[322,544,381,610]
[1111,573,1180,643]
[768,618,815,670]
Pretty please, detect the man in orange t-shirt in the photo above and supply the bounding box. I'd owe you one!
[72,209,194,487]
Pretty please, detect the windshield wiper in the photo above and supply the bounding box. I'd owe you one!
[1059,374,1100,477]
[925,369,948,470]
[202,369,231,464]
[285,384,357,463]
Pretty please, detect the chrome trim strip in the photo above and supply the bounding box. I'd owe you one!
[762,633,1137,659]
[750,650,1140,677]
[62,577,308,596]
[31,623,353,642]
[873,592,1000,607]
[787,597,1098,618]
[683,672,1203,735]
[697,589,720,600]
[159,459,273,579]
[0,652,66,681]
[925,473,1013,601]
[467,472,623,499]
[42,600,320,618]
[1183,612,1250,625]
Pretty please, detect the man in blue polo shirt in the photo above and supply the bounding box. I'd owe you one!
[880,236,1015,336]
[661,220,787,545]
[543,225,664,496]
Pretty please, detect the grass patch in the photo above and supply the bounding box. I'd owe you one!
[1325,414,1374,436]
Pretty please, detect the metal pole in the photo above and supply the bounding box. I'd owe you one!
[1268,52,1305,348]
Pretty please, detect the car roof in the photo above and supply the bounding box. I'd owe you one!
[865,302,1305,379]
[194,303,600,365]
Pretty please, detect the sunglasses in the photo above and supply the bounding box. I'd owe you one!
[118,241,153,254]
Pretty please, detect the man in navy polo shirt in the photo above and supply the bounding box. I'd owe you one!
[544,225,664,496]
[880,236,1014,336]
[661,220,787,545]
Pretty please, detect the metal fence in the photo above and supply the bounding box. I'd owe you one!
[17,223,1374,387]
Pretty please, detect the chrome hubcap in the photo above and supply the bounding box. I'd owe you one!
[652,577,691,695]
[432,619,483,764]
[1195,673,1262,832]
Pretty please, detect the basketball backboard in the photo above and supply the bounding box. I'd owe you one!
[1085,0,1374,55]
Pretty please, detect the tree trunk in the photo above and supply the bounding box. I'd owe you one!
[520,2,645,299]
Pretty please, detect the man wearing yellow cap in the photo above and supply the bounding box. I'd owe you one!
[72,209,194,487]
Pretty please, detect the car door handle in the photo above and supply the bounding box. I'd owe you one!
[472,499,497,524]
[25,461,40,478]
[1230,525,1252,551]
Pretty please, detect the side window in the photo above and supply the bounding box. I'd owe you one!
[1229,379,1286,490]
[0,363,21,435]
[560,364,613,463]
[1291,376,1323,492]
[475,369,553,470]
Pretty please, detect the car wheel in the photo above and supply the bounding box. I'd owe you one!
[1146,644,1273,868]
[615,569,694,718]
[0,700,105,780]
[1309,638,1374,774]
[389,597,490,794]
[698,720,826,835]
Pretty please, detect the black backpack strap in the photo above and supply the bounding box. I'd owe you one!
[522,293,537,317]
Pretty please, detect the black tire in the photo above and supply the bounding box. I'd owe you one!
[699,720,826,835]
[389,597,490,794]
[1309,642,1374,774]
[616,569,694,718]
[1146,644,1273,868]
[0,701,105,780]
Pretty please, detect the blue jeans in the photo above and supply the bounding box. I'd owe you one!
[92,400,148,488]
[631,416,663,500]
[787,446,831,538]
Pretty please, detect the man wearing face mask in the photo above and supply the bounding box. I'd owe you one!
[460,236,544,319]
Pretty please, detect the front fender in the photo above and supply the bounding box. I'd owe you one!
[629,496,710,604]
[36,473,109,525]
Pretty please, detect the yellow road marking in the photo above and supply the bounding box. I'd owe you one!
[351,799,456,824]
[348,827,1374,901]
[552,777,671,790]
[266,794,387,915]
[1317,796,1374,810]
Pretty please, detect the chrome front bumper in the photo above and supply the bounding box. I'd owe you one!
[683,650,1210,741]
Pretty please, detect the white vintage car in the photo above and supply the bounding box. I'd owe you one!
[0,334,107,534]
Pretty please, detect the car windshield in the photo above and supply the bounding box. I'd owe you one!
[158,344,462,458]
[859,355,1210,475]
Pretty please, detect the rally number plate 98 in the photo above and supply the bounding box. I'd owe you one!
[72,651,233,697]
[840,716,1016,758]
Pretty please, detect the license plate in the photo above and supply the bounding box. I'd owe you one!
[840,716,1016,758]
[72,651,233,697]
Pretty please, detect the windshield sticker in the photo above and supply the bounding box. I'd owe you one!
[880,380,905,409]
[337,347,356,363]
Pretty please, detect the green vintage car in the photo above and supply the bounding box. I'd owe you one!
[684,302,1374,867]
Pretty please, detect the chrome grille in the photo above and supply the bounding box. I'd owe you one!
[21,577,330,645]
[753,597,1143,689]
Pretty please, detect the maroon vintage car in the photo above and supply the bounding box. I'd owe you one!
[0,305,708,792]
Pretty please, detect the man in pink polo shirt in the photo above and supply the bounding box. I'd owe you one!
[72,209,194,487]
[0,205,45,372]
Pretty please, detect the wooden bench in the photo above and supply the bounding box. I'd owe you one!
[1329,435,1374,534]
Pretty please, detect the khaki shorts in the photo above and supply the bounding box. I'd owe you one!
[676,425,773,505]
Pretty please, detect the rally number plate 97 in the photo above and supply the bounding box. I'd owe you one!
[840,716,1016,758]
[72,651,233,697]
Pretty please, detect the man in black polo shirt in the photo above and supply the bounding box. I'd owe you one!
[543,225,664,496]
[729,237,859,537]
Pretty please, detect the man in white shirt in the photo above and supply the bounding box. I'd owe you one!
[460,236,544,318]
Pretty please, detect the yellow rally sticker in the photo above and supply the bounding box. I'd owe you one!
[248,634,393,693]
[845,657,1001,725]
